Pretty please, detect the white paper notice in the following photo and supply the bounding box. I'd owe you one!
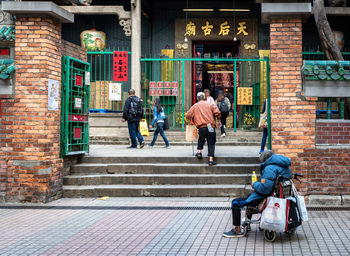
[109,83,122,101]
[48,79,59,111]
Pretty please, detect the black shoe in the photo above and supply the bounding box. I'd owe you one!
[208,161,217,166]
[195,152,202,160]
[127,146,137,149]
[140,141,145,148]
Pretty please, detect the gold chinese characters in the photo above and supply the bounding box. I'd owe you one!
[184,20,249,37]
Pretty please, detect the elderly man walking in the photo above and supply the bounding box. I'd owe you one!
[186,92,221,166]
[121,89,145,149]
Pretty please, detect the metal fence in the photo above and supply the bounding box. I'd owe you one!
[87,48,131,113]
[141,57,270,136]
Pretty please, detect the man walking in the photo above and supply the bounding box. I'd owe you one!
[186,92,221,166]
[122,89,145,149]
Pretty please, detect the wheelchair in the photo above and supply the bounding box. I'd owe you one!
[241,173,303,242]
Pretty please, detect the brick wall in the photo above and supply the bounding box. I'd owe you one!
[270,18,349,200]
[316,120,350,145]
[61,39,87,61]
[0,17,63,202]
[270,18,318,194]
[301,148,350,195]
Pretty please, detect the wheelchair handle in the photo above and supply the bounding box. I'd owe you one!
[292,173,303,182]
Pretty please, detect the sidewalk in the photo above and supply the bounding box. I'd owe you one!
[1,197,349,256]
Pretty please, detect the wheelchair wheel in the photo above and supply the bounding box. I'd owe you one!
[285,227,295,238]
[264,229,277,242]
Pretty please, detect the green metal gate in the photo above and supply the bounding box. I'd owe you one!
[87,49,131,112]
[141,57,270,134]
[61,56,90,156]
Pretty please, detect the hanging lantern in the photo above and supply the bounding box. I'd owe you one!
[80,29,106,51]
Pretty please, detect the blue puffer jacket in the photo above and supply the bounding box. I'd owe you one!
[245,154,292,204]
[151,106,166,126]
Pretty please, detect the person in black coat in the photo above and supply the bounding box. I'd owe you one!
[121,89,145,149]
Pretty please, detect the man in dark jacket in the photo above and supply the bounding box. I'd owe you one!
[223,150,292,238]
[122,89,145,149]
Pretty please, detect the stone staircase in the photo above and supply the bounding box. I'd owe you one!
[89,113,262,146]
[63,155,260,198]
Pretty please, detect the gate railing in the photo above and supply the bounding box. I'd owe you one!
[141,57,270,136]
[61,56,90,156]
[87,49,131,112]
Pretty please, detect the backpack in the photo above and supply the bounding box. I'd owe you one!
[129,97,143,118]
[287,199,302,228]
[219,100,229,113]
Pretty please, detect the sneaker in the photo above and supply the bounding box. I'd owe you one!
[140,141,145,148]
[127,146,137,149]
[148,144,153,148]
[221,133,226,137]
[164,145,170,149]
[259,150,264,154]
[223,229,244,238]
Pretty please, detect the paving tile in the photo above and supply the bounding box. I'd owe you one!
[0,198,349,255]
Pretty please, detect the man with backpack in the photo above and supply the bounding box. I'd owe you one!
[215,91,231,137]
[122,89,145,149]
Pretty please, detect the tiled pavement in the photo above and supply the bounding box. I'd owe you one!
[0,198,349,256]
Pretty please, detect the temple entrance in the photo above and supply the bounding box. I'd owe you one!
[193,41,240,104]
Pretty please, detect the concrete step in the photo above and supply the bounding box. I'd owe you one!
[81,156,259,164]
[63,173,251,186]
[63,184,252,197]
[90,141,260,146]
[70,163,259,175]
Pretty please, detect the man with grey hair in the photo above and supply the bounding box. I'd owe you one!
[223,150,292,238]
[186,92,221,166]
[122,89,145,149]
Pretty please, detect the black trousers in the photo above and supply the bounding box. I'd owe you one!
[231,197,262,226]
[197,127,216,157]
[220,112,229,134]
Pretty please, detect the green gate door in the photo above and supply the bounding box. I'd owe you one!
[61,56,90,156]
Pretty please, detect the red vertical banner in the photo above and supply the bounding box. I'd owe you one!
[113,51,128,81]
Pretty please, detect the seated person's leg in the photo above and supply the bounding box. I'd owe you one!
[223,198,247,238]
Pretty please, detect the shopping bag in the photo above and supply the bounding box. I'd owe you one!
[139,119,149,136]
[258,113,268,128]
[292,184,308,221]
[295,195,308,221]
[185,124,198,142]
[260,196,289,233]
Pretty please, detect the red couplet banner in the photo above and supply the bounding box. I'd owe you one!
[113,51,128,81]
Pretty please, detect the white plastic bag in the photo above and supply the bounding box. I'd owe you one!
[260,196,289,233]
[292,184,308,221]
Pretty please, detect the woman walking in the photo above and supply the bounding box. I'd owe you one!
[148,98,170,148]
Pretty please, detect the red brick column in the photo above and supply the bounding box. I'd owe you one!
[270,18,317,194]
[1,17,63,202]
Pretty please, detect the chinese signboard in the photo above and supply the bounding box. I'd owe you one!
[184,20,249,38]
[237,87,253,105]
[113,51,128,81]
[149,81,179,96]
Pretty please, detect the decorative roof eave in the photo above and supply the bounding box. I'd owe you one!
[302,60,350,81]
[0,59,15,80]
[2,1,74,23]
[260,2,312,24]
[302,60,350,97]
[0,25,15,41]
